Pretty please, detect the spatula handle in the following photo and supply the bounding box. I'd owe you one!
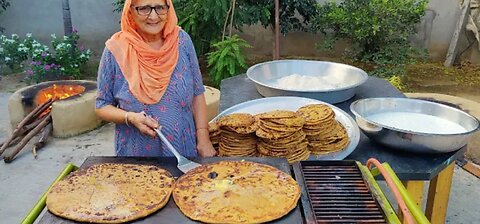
[143,112,186,161]
[154,127,183,160]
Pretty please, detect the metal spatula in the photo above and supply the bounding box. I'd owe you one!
[153,127,201,173]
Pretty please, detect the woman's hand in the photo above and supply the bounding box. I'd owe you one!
[196,129,217,157]
[127,112,159,138]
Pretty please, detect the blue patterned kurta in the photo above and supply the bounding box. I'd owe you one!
[96,30,205,157]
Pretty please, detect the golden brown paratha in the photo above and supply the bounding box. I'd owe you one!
[173,161,300,224]
[217,113,255,127]
[46,163,174,223]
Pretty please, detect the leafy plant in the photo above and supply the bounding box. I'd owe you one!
[0,32,91,83]
[207,35,251,87]
[175,0,229,55]
[0,34,28,72]
[112,0,124,13]
[0,0,10,33]
[49,32,91,80]
[312,0,428,78]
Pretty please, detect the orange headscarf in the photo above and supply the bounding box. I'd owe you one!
[106,0,180,104]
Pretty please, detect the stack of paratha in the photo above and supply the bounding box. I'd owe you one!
[217,113,258,156]
[173,161,301,223]
[296,104,350,155]
[46,163,174,223]
[255,110,310,163]
[208,121,221,152]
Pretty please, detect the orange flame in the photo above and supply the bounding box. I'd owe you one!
[35,84,86,115]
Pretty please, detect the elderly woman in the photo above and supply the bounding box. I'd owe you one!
[95,0,216,157]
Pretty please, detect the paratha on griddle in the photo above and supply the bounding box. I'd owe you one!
[173,161,300,224]
[46,163,174,223]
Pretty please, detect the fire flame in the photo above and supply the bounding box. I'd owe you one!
[35,84,86,115]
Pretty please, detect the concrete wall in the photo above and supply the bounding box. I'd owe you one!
[0,0,478,63]
[0,0,120,57]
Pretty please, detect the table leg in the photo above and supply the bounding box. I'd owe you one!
[426,163,455,224]
[399,181,424,224]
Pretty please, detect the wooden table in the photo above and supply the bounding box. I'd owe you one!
[219,74,465,224]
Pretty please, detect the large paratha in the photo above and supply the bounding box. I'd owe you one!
[46,163,174,223]
[173,161,300,223]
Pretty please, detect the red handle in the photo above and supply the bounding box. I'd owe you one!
[366,158,415,224]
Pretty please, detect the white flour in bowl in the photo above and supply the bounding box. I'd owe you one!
[366,112,467,134]
[274,74,340,90]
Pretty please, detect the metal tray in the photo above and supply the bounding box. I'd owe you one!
[246,60,368,104]
[212,96,360,160]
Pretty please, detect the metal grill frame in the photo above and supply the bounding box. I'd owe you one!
[292,160,397,224]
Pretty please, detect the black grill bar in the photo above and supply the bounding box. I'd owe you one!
[296,161,387,224]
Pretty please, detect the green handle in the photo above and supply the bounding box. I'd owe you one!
[382,163,431,224]
[21,163,78,224]
[357,162,401,224]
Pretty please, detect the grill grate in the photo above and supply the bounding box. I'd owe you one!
[300,163,386,223]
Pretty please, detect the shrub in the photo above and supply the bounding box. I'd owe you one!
[0,32,91,83]
[312,0,428,78]
[0,34,28,72]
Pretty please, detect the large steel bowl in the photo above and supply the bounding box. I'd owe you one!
[246,60,368,104]
[350,98,479,154]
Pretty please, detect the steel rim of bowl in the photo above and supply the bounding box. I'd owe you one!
[246,59,369,93]
[350,97,480,136]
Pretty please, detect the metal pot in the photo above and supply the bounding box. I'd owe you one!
[246,60,368,104]
[350,97,479,154]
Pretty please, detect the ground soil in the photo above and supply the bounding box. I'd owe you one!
[404,61,480,102]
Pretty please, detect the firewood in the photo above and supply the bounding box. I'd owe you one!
[4,115,52,163]
[30,98,55,120]
[0,99,54,156]
[23,117,45,133]
[32,123,53,159]
[0,115,47,157]
[17,98,53,129]
[0,137,21,150]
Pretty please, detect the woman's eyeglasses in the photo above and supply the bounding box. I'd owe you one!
[134,5,169,16]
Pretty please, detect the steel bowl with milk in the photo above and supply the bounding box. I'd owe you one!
[350,98,479,154]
